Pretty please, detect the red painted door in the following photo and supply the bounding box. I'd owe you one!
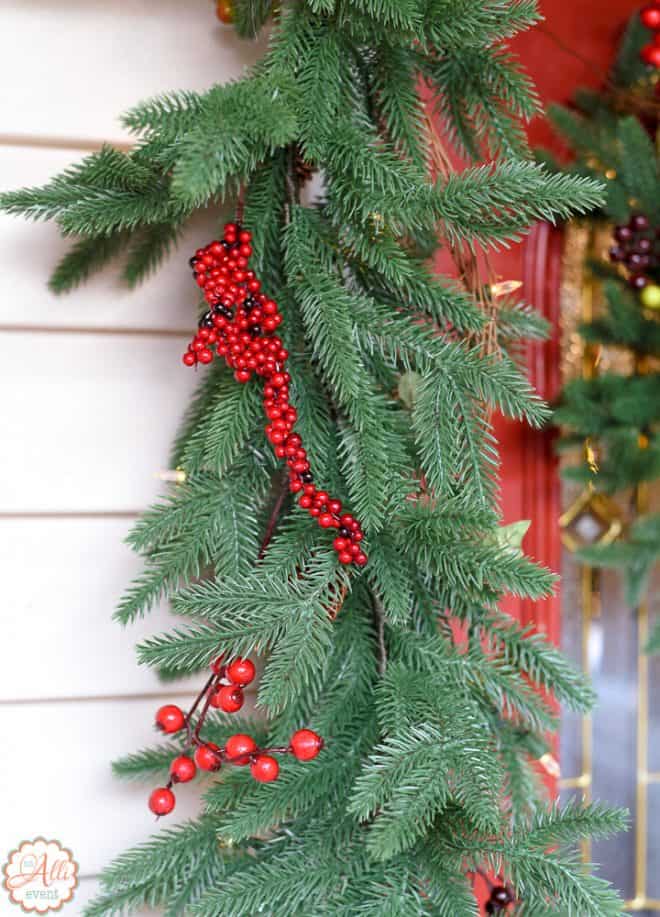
[493,0,641,646]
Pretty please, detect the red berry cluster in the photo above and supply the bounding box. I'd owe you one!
[182,223,367,568]
[609,212,660,290]
[640,3,660,68]
[148,655,323,816]
[485,886,514,914]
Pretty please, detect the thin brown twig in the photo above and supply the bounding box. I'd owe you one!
[258,477,290,560]
[372,594,388,676]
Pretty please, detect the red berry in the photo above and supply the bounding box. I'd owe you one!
[155,704,185,734]
[198,348,213,364]
[641,4,660,29]
[338,551,353,564]
[194,743,222,771]
[170,755,197,783]
[333,537,348,552]
[148,787,176,815]
[225,733,257,765]
[211,684,245,713]
[183,352,196,366]
[319,513,336,528]
[226,657,256,686]
[250,754,280,783]
[641,41,660,66]
[224,222,238,236]
[290,729,323,761]
[355,552,368,566]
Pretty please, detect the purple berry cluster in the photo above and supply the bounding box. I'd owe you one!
[609,213,660,290]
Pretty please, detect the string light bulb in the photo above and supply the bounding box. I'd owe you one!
[156,469,187,484]
[488,280,523,298]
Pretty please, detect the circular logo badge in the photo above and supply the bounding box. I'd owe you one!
[3,839,78,912]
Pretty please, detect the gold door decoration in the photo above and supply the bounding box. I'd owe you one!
[558,222,656,913]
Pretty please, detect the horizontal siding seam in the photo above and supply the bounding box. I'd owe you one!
[0,325,191,338]
[0,511,141,519]
[0,133,132,153]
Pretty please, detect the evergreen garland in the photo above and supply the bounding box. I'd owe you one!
[1,1,627,913]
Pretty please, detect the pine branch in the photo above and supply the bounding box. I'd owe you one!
[48,232,127,293]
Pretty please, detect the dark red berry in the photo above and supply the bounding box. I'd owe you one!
[170,755,196,783]
[290,729,323,761]
[250,754,280,783]
[630,213,650,232]
[226,658,256,686]
[225,733,257,765]
[614,225,633,242]
[608,245,624,262]
[155,704,185,734]
[491,886,513,907]
[148,787,175,815]
[194,743,222,771]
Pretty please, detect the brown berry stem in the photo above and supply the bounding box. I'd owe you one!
[258,475,290,561]
[181,672,218,747]
[192,677,221,743]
